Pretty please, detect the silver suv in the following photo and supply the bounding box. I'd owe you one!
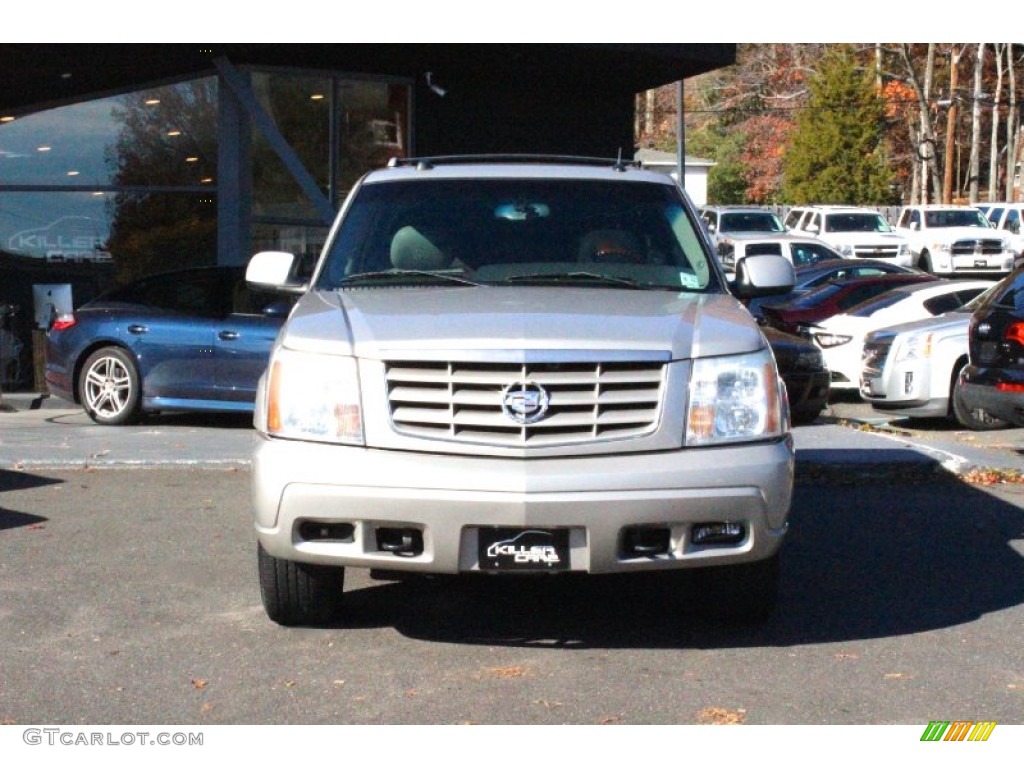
[246,156,796,626]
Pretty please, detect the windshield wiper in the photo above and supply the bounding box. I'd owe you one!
[336,269,482,287]
[494,271,654,289]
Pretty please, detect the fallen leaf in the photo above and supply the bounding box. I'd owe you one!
[191,678,208,689]
[884,672,906,679]
[834,652,858,660]
[200,703,215,714]
[284,680,296,688]
[599,715,622,724]
[697,707,746,725]
[485,666,528,678]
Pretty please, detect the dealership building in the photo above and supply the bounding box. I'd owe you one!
[0,44,734,392]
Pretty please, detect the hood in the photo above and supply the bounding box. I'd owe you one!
[867,310,971,340]
[927,226,1007,244]
[279,286,767,361]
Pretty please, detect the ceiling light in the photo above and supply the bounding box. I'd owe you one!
[66,170,79,176]
[310,93,325,101]
[1,116,15,123]
[186,156,198,163]
[37,146,51,152]
[145,99,161,106]
[167,130,182,137]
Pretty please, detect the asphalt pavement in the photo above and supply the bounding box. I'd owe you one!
[1,390,1023,476]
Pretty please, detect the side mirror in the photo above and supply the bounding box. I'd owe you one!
[246,251,307,295]
[730,254,795,299]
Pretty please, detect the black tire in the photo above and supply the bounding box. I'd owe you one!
[78,346,142,425]
[692,552,780,625]
[790,405,824,426]
[257,543,345,626]
[951,369,1008,431]
[918,251,933,274]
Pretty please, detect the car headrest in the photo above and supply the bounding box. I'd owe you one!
[390,225,452,271]
[578,229,643,263]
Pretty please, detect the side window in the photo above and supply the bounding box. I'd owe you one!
[987,207,1004,225]
[797,243,840,265]
[808,213,821,232]
[784,209,803,229]
[837,284,884,310]
[923,293,961,316]
[1005,210,1020,234]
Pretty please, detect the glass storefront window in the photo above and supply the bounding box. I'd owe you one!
[0,68,408,392]
[0,78,218,188]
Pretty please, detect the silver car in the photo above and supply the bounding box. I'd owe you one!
[860,285,1007,430]
[247,157,796,626]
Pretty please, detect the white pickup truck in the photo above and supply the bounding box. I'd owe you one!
[894,204,1015,276]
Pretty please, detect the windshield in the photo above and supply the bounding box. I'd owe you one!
[824,213,892,233]
[924,209,990,228]
[316,178,717,291]
[719,211,784,233]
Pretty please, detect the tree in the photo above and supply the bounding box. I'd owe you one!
[782,46,894,204]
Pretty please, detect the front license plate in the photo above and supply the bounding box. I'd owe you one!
[477,527,569,572]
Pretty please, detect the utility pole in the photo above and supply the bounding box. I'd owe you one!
[676,80,685,189]
[943,49,960,204]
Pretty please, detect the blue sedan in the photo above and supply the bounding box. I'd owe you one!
[44,266,293,425]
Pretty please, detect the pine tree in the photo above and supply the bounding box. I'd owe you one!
[782,46,894,204]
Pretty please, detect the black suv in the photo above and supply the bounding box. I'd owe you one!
[960,266,1024,426]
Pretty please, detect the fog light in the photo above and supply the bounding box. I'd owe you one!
[298,522,355,542]
[692,522,745,546]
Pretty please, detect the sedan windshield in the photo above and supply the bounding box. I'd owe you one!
[316,178,718,292]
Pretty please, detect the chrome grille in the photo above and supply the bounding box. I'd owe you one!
[385,359,665,446]
[951,238,1004,256]
[861,336,893,378]
[852,244,901,259]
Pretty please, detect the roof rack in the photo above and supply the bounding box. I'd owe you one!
[386,154,643,172]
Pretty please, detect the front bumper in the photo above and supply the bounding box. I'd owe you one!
[252,436,794,575]
[860,359,949,419]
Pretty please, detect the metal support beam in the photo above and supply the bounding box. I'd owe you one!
[214,57,336,225]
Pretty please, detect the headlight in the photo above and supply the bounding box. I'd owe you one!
[897,243,909,256]
[813,332,853,348]
[894,332,932,362]
[934,241,952,254]
[837,244,854,257]
[686,348,785,446]
[264,348,363,444]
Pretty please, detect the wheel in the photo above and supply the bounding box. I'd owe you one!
[790,404,824,426]
[692,553,780,625]
[951,369,1008,431]
[78,346,141,425]
[257,543,345,626]
[918,250,934,274]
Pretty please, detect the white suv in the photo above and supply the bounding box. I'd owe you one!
[981,202,1024,261]
[894,204,1015,276]
[245,156,796,626]
[784,205,912,267]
